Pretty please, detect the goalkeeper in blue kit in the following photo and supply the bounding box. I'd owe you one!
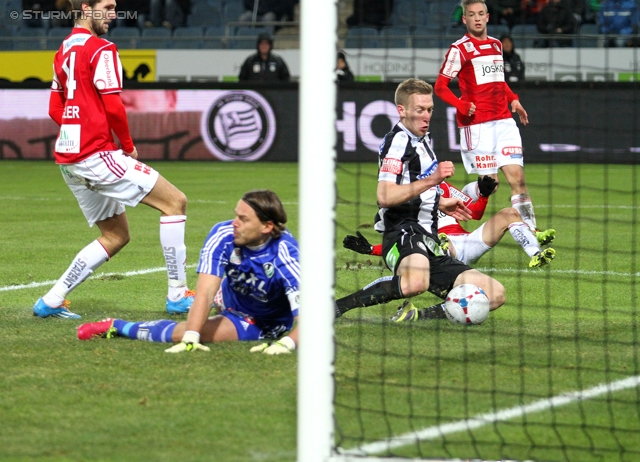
[78,190,300,355]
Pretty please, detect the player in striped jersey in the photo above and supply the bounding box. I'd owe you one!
[335,79,506,320]
[78,190,301,355]
[33,0,193,319]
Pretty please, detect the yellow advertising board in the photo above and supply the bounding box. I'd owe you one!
[0,49,156,82]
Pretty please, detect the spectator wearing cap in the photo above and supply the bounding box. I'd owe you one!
[238,34,291,81]
[336,51,355,82]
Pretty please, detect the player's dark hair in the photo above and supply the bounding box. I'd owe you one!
[394,78,433,107]
[68,0,102,20]
[242,190,287,239]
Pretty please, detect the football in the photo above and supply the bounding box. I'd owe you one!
[444,284,490,325]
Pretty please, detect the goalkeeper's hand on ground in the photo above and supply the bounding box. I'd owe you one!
[250,336,296,355]
[343,231,374,255]
[165,330,210,353]
[477,175,499,197]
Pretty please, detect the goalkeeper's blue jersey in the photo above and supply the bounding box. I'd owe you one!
[197,220,301,331]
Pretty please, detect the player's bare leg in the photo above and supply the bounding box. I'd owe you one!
[172,315,239,342]
[140,175,193,312]
[396,253,431,297]
[453,269,505,310]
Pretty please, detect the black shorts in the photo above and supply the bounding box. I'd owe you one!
[382,222,472,299]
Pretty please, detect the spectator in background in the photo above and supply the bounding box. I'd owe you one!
[114,0,148,29]
[501,34,525,83]
[536,0,576,47]
[238,34,291,81]
[22,0,73,28]
[522,0,548,25]
[346,0,393,29]
[487,0,523,28]
[238,0,298,25]
[148,0,190,29]
[336,51,355,82]
[599,0,639,46]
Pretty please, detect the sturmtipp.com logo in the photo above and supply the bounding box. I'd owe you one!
[200,91,276,161]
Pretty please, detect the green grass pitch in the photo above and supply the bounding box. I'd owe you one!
[0,160,638,461]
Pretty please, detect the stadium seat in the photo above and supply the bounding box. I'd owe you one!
[391,1,428,28]
[381,26,411,48]
[203,26,227,49]
[227,26,270,49]
[173,26,204,49]
[139,27,172,49]
[510,24,541,48]
[46,27,71,50]
[0,28,13,51]
[578,23,600,47]
[344,26,379,49]
[223,1,245,24]
[488,24,510,39]
[426,1,457,30]
[187,3,222,27]
[412,26,448,49]
[109,26,140,49]
[14,28,47,50]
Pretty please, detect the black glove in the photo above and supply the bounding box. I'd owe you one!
[343,231,373,255]
[477,175,498,197]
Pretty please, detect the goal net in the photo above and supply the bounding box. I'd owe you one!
[298,1,640,461]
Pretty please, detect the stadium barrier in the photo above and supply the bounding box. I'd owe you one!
[0,82,638,164]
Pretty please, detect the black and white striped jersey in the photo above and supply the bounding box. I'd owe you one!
[374,122,440,234]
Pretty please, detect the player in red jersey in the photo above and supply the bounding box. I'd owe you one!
[33,0,194,319]
[434,0,553,246]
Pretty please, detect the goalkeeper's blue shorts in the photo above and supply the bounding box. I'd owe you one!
[221,309,293,341]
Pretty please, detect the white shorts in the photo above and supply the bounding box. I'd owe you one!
[60,150,159,227]
[459,118,524,175]
[447,223,491,265]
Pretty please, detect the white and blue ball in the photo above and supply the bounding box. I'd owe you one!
[444,284,490,325]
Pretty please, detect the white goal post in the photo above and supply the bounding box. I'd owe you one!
[296,0,337,461]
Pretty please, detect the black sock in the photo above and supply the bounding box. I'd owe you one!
[418,303,447,320]
[335,276,403,317]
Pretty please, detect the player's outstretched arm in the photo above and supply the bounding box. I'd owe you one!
[165,273,221,353]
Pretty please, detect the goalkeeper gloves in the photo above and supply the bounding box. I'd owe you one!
[165,330,210,353]
[250,336,296,355]
[343,231,373,255]
[477,175,499,197]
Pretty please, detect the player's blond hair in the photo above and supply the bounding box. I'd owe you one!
[394,78,433,107]
[242,190,288,239]
[462,0,488,14]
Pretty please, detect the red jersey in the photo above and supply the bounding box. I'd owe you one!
[50,28,124,164]
[370,181,488,255]
[437,181,488,235]
[436,34,518,128]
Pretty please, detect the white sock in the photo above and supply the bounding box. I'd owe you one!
[511,193,537,230]
[160,215,188,300]
[508,222,540,257]
[461,180,480,201]
[43,240,109,307]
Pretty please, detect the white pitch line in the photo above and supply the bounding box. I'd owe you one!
[0,265,198,292]
[3,264,638,293]
[340,265,640,278]
[339,375,640,457]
